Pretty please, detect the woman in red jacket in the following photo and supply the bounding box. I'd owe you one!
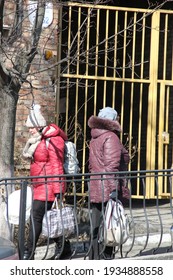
[88,107,130,260]
[22,104,70,259]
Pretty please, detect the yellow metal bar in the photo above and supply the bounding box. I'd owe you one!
[74,7,81,143]
[160,24,169,196]
[128,12,136,172]
[147,11,160,198]
[131,12,137,79]
[82,7,90,175]
[137,14,146,173]
[61,73,151,83]
[164,85,170,169]
[150,12,160,169]
[93,9,100,116]
[147,11,160,170]
[163,14,168,80]
[157,80,173,86]
[163,86,170,194]
[112,10,118,109]
[103,9,109,107]
[67,2,173,14]
[120,12,127,134]
[158,90,165,170]
[140,14,146,80]
[157,83,165,196]
[122,12,127,79]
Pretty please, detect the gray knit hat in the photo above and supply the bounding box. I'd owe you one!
[98,107,117,120]
[25,104,47,128]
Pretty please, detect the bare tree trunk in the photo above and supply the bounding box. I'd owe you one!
[0,89,17,177]
[0,87,18,237]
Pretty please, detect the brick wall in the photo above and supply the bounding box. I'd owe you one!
[4,2,60,174]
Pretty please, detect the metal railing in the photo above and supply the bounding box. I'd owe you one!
[1,169,173,260]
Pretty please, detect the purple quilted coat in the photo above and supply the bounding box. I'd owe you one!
[88,115,130,203]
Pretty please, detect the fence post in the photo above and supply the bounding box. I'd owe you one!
[18,180,28,260]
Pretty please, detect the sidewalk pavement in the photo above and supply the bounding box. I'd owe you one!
[34,200,173,260]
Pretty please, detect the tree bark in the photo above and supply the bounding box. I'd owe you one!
[0,87,18,237]
[0,89,17,177]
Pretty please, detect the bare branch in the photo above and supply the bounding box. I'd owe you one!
[13,1,46,78]
[29,0,46,58]
[0,0,5,42]
[8,0,23,42]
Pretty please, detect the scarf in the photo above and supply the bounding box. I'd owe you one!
[22,132,42,159]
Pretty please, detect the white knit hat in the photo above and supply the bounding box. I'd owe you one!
[25,104,47,128]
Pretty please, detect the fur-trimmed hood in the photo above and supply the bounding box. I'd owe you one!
[88,115,121,138]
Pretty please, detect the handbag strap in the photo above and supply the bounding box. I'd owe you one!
[52,197,65,209]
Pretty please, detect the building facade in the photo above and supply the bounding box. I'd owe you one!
[5,1,173,198]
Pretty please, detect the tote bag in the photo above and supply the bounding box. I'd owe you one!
[99,199,130,247]
[42,199,75,238]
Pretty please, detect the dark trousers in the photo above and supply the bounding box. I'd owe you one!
[89,202,113,260]
[27,200,60,253]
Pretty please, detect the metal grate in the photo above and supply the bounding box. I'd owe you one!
[56,3,173,198]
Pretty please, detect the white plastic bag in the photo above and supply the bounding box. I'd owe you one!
[4,187,32,225]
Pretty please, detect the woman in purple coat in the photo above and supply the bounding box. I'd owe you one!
[88,107,130,260]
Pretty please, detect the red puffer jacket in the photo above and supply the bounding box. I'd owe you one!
[30,124,68,201]
[88,116,130,203]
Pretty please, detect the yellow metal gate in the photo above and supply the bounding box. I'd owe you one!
[56,3,173,198]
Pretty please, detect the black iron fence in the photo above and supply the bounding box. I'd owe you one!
[1,169,173,260]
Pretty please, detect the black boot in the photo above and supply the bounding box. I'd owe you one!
[102,246,114,260]
[54,239,72,260]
